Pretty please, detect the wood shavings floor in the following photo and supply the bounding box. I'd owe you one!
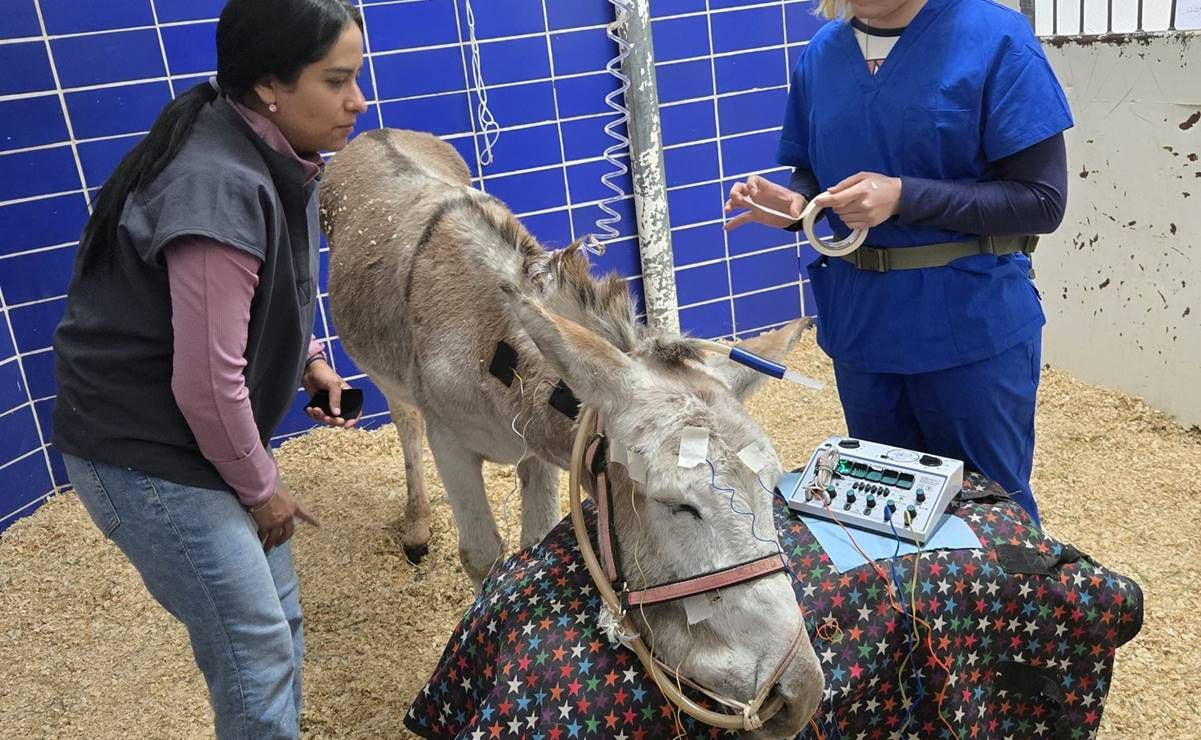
[2,334,1197,738]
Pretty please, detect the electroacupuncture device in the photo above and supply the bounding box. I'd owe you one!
[780,436,964,543]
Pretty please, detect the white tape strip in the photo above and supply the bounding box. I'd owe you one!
[626,451,648,484]
[610,439,628,467]
[682,593,715,625]
[736,442,772,473]
[677,426,710,468]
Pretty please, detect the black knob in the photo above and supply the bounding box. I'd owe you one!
[866,494,876,507]
[838,439,860,449]
[919,454,942,467]
[846,491,857,503]
[916,489,926,503]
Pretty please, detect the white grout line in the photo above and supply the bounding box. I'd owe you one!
[0,189,85,208]
[779,0,808,317]
[0,445,45,472]
[0,283,57,505]
[677,278,802,311]
[10,1,86,500]
[0,17,218,46]
[147,0,177,100]
[30,0,91,214]
[4,293,66,311]
[0,0,815,47]
[355,0,387,131]
[0,114,777,165]
[451,0,487,186]
[0,40,801,105]
[540,0,578,241]
[703,0,737,336]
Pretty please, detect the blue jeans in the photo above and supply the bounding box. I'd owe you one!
[63,455,303,739]
[832,335,1042,527]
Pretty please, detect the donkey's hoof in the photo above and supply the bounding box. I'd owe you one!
[404,543,429,564]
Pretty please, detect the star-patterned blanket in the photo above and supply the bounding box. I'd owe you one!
[406,474,1143,739]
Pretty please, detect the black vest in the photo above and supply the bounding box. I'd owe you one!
[52,96,320,493]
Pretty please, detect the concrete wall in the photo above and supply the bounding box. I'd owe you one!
[1038,32,1200,427]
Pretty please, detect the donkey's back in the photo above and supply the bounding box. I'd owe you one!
[320,129,535,404]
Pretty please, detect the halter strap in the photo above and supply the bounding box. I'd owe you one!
[584,418,788,610]
[568,406,798,732]
[624,552,788,609]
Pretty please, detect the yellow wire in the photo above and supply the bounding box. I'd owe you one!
[628,467,691,736]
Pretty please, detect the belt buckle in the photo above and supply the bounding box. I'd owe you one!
[856,247,888,273]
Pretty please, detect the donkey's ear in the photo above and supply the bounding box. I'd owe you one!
[703,318,813,401]
[503,287,648,412]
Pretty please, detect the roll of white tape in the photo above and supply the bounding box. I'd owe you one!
[799,196,867,257]
[741,194,867,257]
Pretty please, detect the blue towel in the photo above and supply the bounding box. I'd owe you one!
[797,513,983,574]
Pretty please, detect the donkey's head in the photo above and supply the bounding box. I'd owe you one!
[506,291,824,737]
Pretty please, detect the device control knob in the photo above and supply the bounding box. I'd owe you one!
[916,489,926,503]
[845,491,857,504]
[906,504,917,517]
[866,494,876,508]
[884,501,896,517]
[838,439,860,449]
[919,454,942,467]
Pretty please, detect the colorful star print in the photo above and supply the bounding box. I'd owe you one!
[407,474,1142,739]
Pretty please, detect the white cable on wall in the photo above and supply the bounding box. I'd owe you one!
[464,0,501,167]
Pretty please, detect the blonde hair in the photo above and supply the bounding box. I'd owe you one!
[817,0,851,20]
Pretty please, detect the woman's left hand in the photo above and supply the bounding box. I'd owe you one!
[302,358,359,428]
[812,172,902,231]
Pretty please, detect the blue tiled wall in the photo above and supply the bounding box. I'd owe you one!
[0,0,826,530]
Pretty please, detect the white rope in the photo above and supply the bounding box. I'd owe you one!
[597,602,639,647]
[464,0,500,166]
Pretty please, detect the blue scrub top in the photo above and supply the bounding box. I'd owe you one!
[777,0,1073,374]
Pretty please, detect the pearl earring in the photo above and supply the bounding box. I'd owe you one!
[268,103,278,113]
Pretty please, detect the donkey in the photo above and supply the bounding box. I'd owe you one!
[320,128,823,734]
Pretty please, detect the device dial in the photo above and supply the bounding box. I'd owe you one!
[884,449,920,463]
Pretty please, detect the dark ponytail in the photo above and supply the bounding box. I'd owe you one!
[79,0,362,269]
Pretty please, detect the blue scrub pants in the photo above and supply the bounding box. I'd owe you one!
[832,335,1042,527]
[63,454,304,739]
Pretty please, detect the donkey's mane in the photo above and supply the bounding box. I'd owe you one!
[343,127,703,368]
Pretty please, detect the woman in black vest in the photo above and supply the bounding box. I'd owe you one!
[51,2,367,736]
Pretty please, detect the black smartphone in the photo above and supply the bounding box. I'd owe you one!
[305,388,363,420]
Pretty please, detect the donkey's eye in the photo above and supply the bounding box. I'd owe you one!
[667,502,703,520]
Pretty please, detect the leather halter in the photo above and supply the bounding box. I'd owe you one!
[568,406,806,731]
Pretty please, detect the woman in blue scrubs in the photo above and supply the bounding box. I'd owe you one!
[725,0,1072,526]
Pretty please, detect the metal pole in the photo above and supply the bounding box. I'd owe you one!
[618,0,680,332]
[1079,0,1085,33]
[1052,0,1058,34]
[1137,0,1144,30]
[1170,0,1178,30]
[1107,0,1113,32]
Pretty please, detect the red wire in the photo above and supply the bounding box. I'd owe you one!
[813,495,960,738]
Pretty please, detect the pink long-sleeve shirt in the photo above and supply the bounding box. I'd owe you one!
[164,100,325,507]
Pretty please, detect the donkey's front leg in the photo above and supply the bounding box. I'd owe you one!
[518,456,560,549]
[426,422,502,590]
[385,395,431,563]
